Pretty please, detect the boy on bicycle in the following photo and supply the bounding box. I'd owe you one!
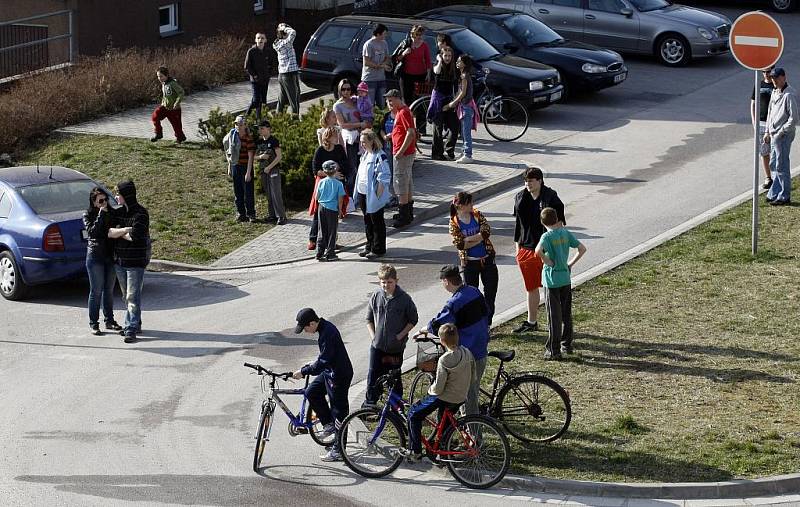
[402,323,475,462]
[293,307,353,462]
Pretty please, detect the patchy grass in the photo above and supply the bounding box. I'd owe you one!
[485,179,800,482]
[20,134,299,264]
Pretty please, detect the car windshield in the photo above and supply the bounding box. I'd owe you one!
[449,28,501,61]
[629,0,671,12]
[503,14,562,46]
[18,180,98,215]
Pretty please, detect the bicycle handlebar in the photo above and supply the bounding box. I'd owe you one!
[243,362,293,380]
[412,331,440,344]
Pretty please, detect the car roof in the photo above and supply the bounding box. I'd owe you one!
[421,5,518,17]
[333,15,465,33]
[0,166,92,188]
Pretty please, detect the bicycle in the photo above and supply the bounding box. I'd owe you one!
[244,362,335,472]
[339,368,511,489]
[409,68,530,145]
[409,333,571,443]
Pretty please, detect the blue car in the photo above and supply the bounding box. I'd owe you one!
[0,166,111,300]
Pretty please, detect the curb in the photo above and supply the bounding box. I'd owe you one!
[148,162,528,272]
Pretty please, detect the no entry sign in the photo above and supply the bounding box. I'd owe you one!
[729,11,784,70]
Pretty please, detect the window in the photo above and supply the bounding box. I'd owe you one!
[385,29,408,55]
[254,0,265,12]
[504,14,562,46]
[588,0,627,12]
[469,19,514,47]
[18,181,97,215]
[0,192,10,218]
[316,25,360,50]
[159,4,179,35]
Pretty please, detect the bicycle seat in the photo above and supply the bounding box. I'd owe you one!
[488,350,515,362]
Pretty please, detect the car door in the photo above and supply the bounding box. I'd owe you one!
[0,189,10,234]
[468,17,516,54]
[530,0,586,41]
[583,0,640,51]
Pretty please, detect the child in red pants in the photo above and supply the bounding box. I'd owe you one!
[151,66,186,143]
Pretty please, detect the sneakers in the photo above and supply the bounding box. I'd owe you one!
[762,178,773,190]
[398,448,424,463]
[358,249,371,258]
[513,321,538,333]
[320,448,342,462]
[325,255,339,262]
[105,320,123,331]
[123,333,137,344]
[445,152,456,161]
[90,324,102,336]
[319,423,336,438]
[456,155,473,164]
[307,241,317,251]
[543,350,562,361]
[561,346,574,355]
[276,218,288,225]
[175,135,186,144]
[150,133,163,142]
[365,252,384,260]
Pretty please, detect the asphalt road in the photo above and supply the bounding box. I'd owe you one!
[1,6,798,506]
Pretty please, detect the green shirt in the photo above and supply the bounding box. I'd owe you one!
[161,78,184,109]
[538,227,579,289]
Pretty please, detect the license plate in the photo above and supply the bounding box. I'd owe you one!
[81,229,88,240]
[550,90,562,102]
[614,72,627,83]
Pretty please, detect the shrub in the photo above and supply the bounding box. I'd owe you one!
[0,34,248,153]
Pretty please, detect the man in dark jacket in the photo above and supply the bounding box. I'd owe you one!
[245,32,272,120]
[293,308,353,462]
[109,179,150,343]
[512,166,565,334]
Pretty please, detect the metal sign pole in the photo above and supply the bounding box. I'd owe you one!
[752,70,760,256]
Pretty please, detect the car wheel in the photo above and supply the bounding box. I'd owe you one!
[656,33,691,67]
[771,0,797,13]
[0,251,28,301]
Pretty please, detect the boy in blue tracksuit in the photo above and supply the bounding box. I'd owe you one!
[293,307,353,462]
[423,264,490,416]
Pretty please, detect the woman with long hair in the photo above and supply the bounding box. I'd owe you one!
[82,187,122,335]
[449,191,498,324]
[396,25,431,105]
[308,126,351,250]
[333,78,364,199]
[429,44,459,161]
[355,130,392,259]
[444,54,479,164]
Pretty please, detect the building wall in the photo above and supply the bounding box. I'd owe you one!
[0,0,72,77]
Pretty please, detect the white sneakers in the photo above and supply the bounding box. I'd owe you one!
[456,155,473,164]
[320,447,342,462]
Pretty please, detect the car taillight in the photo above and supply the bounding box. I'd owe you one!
[43,224,65,252]
[301,50,308,69]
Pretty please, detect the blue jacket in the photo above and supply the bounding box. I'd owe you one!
[301,319,354,383]
[358,150,391,214]
[428,285,490,360]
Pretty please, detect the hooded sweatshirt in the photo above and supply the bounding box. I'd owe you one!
[428,345,475,404]
[112,180,151,268]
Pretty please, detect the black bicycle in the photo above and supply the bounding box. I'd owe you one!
[410,333,571,443]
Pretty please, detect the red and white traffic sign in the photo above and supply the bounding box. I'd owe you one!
[729,11,784,70]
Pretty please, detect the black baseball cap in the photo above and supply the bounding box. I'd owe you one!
[769,67,786,78]
[294,307,319,333]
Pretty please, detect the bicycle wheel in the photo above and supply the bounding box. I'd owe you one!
[339,408,406,478]
[496,374,571,443]
[408,371,434,407]
[409,95,432,145]
[443,414,510,489]
[307,406,336,447]
[252,405,273,472]
[482,97,529,142]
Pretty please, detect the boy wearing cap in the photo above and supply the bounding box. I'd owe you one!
[293,308,353,462]
[223,115,257,222]
[316,160,346,261]
[764,67,798,206]
[255,121,287,225]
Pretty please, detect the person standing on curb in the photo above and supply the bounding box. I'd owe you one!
[535,207,586,360]
[108,180,150,344]
[255,120,286,225]
[223,115,257,222]
[385,89,417,228]
[363,264,418,408]
[245,32,272,121]
[356,130,391,259]
[273,22,300,114]
[751,66,775,190]
[512,166,565,334]
[150,66,186,144]
[764,67,798,206]
[361,24,390,109]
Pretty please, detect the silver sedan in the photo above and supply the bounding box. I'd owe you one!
[492,0,732,66]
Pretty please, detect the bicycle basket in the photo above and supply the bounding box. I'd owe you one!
[414,80,433,97]
[416,342,442,373]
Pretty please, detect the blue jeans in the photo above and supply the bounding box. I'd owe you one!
[86,253,116,326]
[115,265,145,334]
[366,80,386,109]
[767,130,795,203]
[231,163,256,218]
[460,105,474,158]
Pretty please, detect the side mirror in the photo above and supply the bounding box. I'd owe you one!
[620,8,633,17]
[503,42,520,54]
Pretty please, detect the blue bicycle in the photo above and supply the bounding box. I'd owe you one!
[244,362,335,472]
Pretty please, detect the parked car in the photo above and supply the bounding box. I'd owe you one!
[420,5,627,98]
[0,166,111,300]
[300,15,564,108]
[683,0,796,14]
[491,0,732,67]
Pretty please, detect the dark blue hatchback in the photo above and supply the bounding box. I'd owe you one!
[0,166,110,300]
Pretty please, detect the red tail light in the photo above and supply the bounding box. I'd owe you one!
[43,224,65,252]
[300,50,308,69]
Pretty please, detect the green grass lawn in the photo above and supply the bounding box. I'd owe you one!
[21,134,295,264]
[485,180,800,482]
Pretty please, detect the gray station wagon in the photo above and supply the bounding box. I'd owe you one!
[491,0,732,66]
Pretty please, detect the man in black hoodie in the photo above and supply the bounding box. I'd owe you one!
[109,180,150,343]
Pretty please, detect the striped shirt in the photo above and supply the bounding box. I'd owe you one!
[238,132,255,166]
[273,27,299,74]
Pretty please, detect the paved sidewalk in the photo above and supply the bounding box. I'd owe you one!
[56,78,317,142]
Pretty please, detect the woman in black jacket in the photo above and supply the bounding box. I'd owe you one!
[82,187,122,335]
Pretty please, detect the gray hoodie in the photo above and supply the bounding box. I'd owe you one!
[767,83,798,139]
[429,346,475,404]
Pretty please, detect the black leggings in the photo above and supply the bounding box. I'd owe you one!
[463,258,499,325]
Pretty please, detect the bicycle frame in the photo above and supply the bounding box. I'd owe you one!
[260,374,319,440]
